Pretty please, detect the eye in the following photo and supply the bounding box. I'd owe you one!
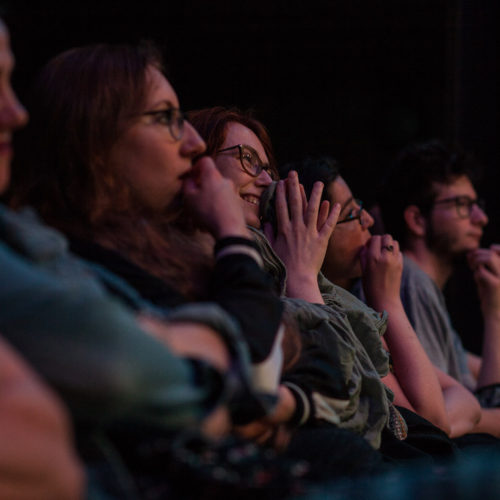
[456,197,472,207]
[153,109,173,125]
[241,150,253,162]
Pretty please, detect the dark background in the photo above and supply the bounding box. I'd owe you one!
[3,0,499,352]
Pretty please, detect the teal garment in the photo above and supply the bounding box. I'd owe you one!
[0,204,249,430]
[249,227,391,448]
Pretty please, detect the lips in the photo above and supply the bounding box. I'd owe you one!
[241,194,260,206]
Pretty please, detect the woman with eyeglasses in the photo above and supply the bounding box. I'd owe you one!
[10,43,299,436]
[189,107,430,460]
[291,156,487,441]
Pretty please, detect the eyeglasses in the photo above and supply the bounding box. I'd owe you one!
[433,195,486,219]
[217,144,275,179]
[142,107,185,141]
[337,199,365,225]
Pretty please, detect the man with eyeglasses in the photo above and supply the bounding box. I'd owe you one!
[379,140,500,435]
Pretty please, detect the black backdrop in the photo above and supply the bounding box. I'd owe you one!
[4,0,499,352]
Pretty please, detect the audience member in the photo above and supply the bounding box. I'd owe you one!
[378,141,500,435]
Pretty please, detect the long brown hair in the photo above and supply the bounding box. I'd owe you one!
[187,106,279,180]
[10,43,211,298]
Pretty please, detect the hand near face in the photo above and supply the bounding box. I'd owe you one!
[264,170,340,302]
[182,156,249,239]
[360,234,403,310]
[467,245,500,315]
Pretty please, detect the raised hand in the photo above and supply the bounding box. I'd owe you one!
[182,156,249,239]
[360,234,403,311]
[264,170,340,302]
[467,246,500,315]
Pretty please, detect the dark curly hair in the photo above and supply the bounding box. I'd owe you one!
[377,140,481,248]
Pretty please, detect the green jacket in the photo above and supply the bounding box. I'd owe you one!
[250,227,392,448]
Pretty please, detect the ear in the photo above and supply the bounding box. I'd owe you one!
[404,205,427,237]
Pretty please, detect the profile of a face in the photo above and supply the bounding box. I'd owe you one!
[322,176,374,288]
[425,175,488,255]
[106,65,205,214]
[213,122,273,228]
[0,20,29,194]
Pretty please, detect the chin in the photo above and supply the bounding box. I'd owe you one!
[244,210,261,229]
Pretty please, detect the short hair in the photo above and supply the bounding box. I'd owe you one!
[282,156,341,204]
[187,106,279,179]
[378,140,481,247]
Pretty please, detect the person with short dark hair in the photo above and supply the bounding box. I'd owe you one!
[378,140,500,435]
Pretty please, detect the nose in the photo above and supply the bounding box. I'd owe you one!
[360,208,375,229]
[471,203,488,227]
[255,168,273,187]
[0,88,29,131]
[180,120,206,159]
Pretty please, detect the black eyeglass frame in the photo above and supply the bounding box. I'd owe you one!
[337,198,365,225]
[141,107,185,141]
[216,144,275,179]
[432,195,486,219]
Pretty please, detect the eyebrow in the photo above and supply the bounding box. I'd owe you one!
[149,100,176,110]
[340,196,354,214]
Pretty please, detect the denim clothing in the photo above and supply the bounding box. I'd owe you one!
[0,204,250,429]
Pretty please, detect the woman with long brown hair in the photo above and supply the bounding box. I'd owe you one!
[11,44,287,386]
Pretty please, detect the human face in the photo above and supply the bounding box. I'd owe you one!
[214,122,273,228]
[322,176,374,288]
[107,65,205,214]
[426,175,488,256]
[0,21,29,194]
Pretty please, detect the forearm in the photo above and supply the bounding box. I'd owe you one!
[442,386,481,438]
[477,313,500,388]
[209,251,284,363]
[472,408,500,437]
[379,300,449,432]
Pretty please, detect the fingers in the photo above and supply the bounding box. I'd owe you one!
[317,199,330,229]
[274,179,290,233]
[286,170,304,222]
[468,249,500,275]
[304,180,324,227]
[319,201,340,238]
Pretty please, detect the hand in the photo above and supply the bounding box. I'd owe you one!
[137,317,232,438]
[234,385,296,450]
[182,156,249,239]
[467,246,500,315]
[264,171,340,301]
[360,234,403,310]
[137,316,230,373]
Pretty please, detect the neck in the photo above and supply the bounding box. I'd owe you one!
[404,241,454,289]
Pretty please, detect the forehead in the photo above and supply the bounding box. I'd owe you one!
[328,176,352,205]
[432,175,477,199]
[223,122,269,162]
[0,22,13,71]
[144,65,179,107]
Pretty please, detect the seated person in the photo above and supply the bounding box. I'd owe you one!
[377,141,500,435]
[288,156,485,439]
[0,20,287,497]
[188,107,443,450]
[10,43,287,421]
